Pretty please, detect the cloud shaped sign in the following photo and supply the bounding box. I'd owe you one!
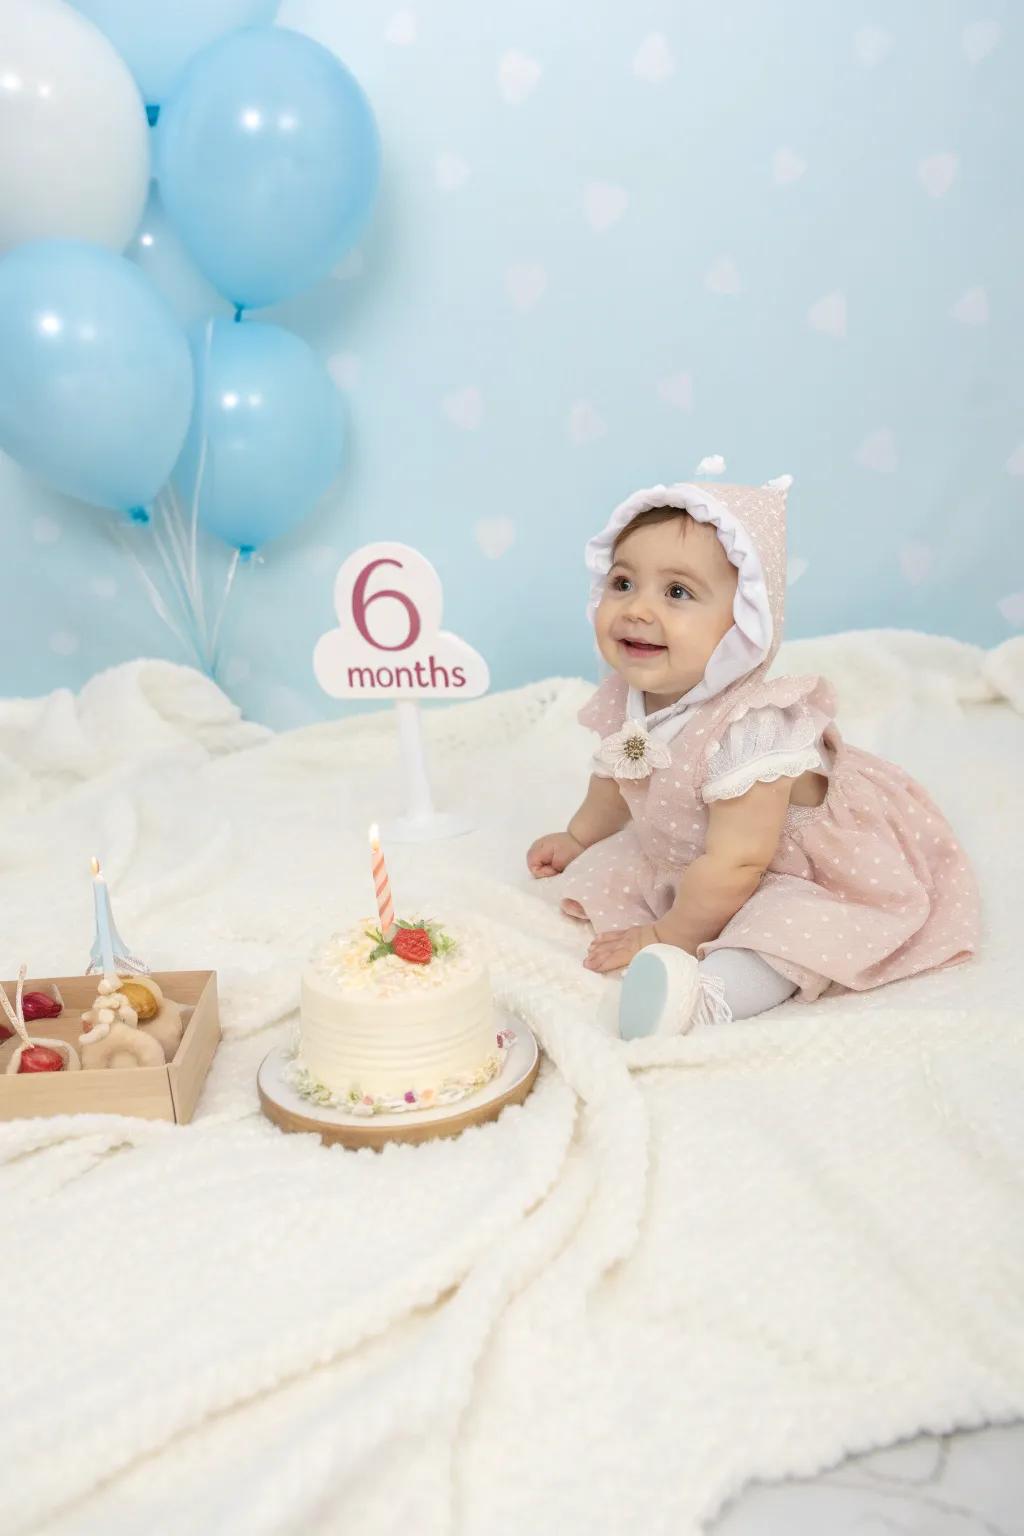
[314,542,490,700]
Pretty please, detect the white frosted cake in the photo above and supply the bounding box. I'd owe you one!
[294,918,514,1115]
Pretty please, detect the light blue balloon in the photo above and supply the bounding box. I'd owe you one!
[176,317,344,551]
[155,28,380,310]
[0,240,193,515]
[70,0,279,109]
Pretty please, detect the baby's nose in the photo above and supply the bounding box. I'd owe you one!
[623,592,654,621]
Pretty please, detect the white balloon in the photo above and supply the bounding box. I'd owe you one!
[0,0,150,254]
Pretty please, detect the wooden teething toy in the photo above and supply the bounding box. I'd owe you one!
[79,976,165,1070]
[118,976,184,1061]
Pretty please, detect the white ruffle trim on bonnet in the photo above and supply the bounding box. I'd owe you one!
[584,481,774,710]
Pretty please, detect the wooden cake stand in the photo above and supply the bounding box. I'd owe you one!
[258,1015,541,1150]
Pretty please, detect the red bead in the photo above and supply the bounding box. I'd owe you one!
[21,992,63,1021]
[17,1045,65,1074]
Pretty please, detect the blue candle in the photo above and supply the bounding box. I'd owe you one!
[90,857,117,976]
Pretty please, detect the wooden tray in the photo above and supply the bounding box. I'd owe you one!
[258,1019,541,1150]
[0,971,220,1124]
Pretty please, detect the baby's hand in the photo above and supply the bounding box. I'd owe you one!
[527,831,584,879]
[584,923,659,973]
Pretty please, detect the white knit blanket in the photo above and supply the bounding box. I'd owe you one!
[3,631,1023,1536]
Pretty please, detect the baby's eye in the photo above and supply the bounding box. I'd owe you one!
[610,575,633,592]
[667,583,694,602]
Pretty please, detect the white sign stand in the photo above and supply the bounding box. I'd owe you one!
[390,699,471,842]
[313,542,490,843]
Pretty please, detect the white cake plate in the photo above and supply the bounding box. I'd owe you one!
[258,1011,541,1150]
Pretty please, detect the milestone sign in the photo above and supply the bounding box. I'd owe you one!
[313,542,490,701]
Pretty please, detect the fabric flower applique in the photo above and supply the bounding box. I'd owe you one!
[596,718,672,780]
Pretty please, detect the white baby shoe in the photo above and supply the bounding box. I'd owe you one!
[616,944,732,1038]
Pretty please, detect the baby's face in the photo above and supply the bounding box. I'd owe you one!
[595,517,738,706]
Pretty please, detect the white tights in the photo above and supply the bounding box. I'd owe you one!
[698,948,798,1020]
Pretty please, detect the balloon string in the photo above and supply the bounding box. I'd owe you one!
[161,482,208,659]
[153,487,191,590]
[150,512,206,666]
[113,524,196,661]
[151,518,206,668]
[159,484,209,658]
[188,316,215,658]
[150,488,212,670]
[210,547,242,675]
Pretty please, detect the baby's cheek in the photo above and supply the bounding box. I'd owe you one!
[595,601,615,634]
[594,622,619,666]
[672,612,715,662]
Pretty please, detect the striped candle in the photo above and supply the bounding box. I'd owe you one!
[368,823,395,937]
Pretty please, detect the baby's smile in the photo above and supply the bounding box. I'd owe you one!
[616,634,668,662]
[595,513,740,700]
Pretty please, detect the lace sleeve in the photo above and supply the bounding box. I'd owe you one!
[701,703,824,804]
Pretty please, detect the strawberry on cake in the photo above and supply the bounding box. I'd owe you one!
[294,918,514,1115]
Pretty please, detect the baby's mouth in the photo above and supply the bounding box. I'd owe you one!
[618,636,667,660]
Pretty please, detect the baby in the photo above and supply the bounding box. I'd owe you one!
[527,473,980,1037]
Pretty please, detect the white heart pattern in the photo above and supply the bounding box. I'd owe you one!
[1005,444,1024,476]
[474,517,517,560]
[505,264,548,312]
[772,147,807,185]
[434,153,470,192]
[657,373,694,412]
[632,33,675,82]
[951,287,989,325]
[854,25,893,67]
[807,291,847,338]
[385,9,416,45]
[442,387,483,431]
[786,556,809,588]
[918,153,959,199]
[997,593,1024,627]
[963,20,1000,64]
[583,181,628,232]
[568,401,608,445]
[705,256,742,295]
[267,684,316,729]
[858,429,899,474]
[498,50,542,105]
[900,544,933,586]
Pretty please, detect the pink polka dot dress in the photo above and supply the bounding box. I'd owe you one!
[558,478,980,1002]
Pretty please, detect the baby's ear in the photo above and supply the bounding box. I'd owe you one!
[763,474,793,492]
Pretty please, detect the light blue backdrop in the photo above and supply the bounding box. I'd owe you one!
[2,0,1021,727]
